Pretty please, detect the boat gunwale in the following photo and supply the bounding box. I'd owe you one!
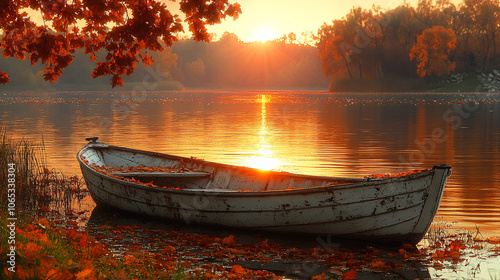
[77,143,436,198]
[84,173,429,212]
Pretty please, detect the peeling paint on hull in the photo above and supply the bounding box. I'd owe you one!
[78,141,451,245]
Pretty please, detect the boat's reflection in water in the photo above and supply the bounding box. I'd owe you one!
[88,205,431,280]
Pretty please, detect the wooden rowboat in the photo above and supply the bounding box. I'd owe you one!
[78,137,451,245]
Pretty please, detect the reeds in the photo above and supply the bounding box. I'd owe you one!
[0,127,83,212]
[1,127,41,211]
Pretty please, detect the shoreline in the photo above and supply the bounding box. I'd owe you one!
[328,73,498,94]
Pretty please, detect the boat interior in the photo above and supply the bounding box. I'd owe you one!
[80,145,366,192]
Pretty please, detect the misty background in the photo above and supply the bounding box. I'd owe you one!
[0,32,329,91]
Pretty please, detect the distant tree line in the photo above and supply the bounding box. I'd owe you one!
[170,32,328,89]
[0,32,329,90]
[0,47,183,91]
[317,0,500,84]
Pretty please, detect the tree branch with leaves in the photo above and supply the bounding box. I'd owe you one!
[0,0,241,87]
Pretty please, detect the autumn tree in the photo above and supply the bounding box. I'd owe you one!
[276,32,298,44]
[409,26,457,77]
[317,0,500,89]
[317,22,353,79]
[461,0,500,69]
[455,2,477,71]
[0,0,241,87]
[318,6,390,82]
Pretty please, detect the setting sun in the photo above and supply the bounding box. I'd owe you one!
[251,25,278,42]
[244,155,280,170]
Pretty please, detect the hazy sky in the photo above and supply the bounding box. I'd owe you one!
[161,0,423,42]
[24,0,457,43]
[202,0,421,42]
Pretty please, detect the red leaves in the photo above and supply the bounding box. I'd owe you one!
[0,69,10,84]
[140,54,155,67]
[7,217,103,280]
[430,239,466,264]
[20,241,43,262]
[180,0,242,42]
[230,264,249,274]
[111,75,125,88]
[9,208,500,280]
[224,3,242,19]
[222,234,237,246]
[26,32,75,83]
[312,272,328,280]
[89,163,193,175]
[87,162,196,188]
[410,26,457,78]
[257,238,272,249]
[0,0,240,87]
[341,270,357,280]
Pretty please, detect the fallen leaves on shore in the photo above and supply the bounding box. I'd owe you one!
[3,210,500,280]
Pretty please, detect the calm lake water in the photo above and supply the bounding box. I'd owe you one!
[1,90,500,277]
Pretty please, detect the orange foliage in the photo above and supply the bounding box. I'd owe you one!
[19,242,42,262]
[88,163,194,175]
[370,259,387,270]
[75,269,93,280]
[5,196,499,280]
[311,272,327,280]
[0,0,241,87]
[82,155,194,189]
[410,26,457,78]
[0,68,10,84]
[222,234,237,246]
[2,216,106,280]
[230,264,248,274]
[342,270,357,280]
[38,218,50,229]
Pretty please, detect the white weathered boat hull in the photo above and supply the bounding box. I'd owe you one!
[78,141,451,244]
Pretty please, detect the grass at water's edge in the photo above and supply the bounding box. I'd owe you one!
[1,128,43,211]
[427,75,486,92]
[0,128,84,213]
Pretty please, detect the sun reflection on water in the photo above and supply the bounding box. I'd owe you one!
[243,94,281,170]
[3,91,500,240]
